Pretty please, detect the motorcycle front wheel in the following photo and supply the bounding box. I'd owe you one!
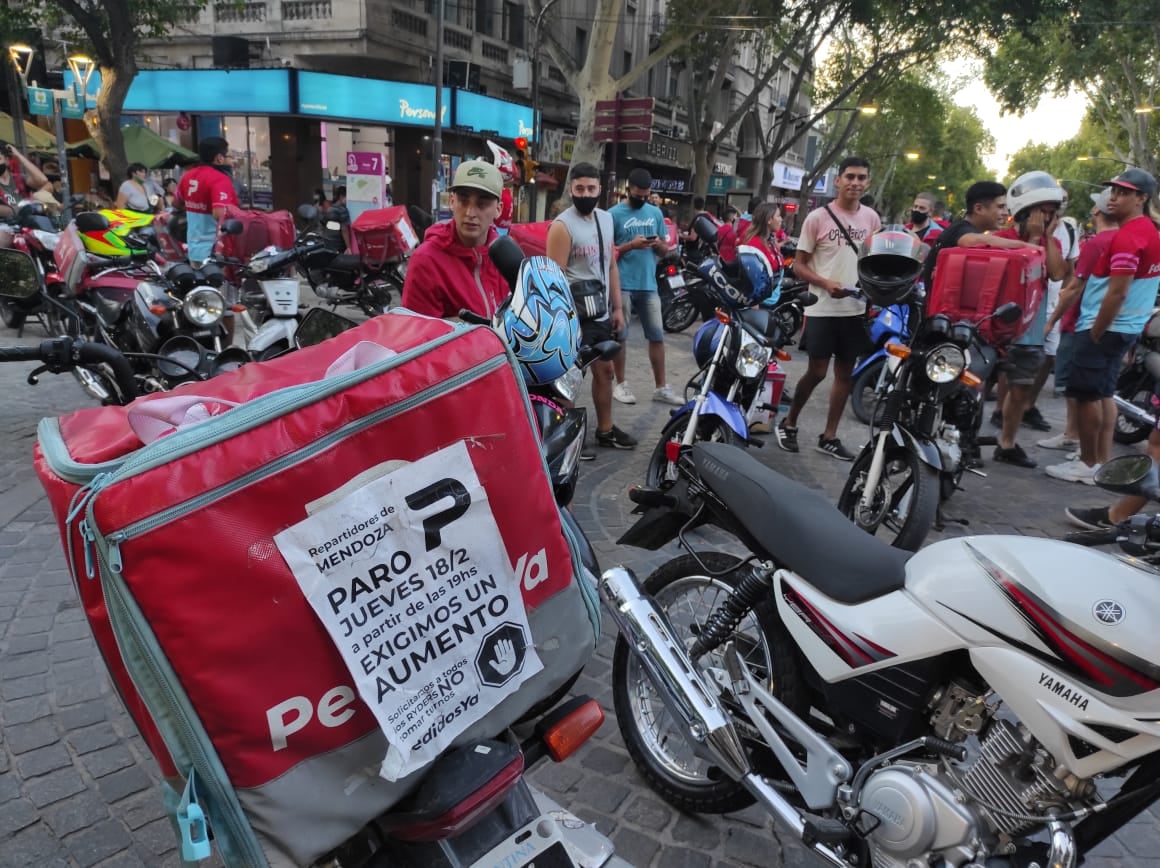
[849,358,886,425]
[645,413,741,489]
[1113,370,1152,444]
[837,443,940,552]
[0,299,26,330]
[611,552,807,814]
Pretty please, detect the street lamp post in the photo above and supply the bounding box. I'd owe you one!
[5,45,30,153]
[528,0,562,219]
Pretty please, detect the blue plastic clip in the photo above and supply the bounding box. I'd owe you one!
[177,769,212,861]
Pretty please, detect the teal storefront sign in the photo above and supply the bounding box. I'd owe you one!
[27,87,53,116]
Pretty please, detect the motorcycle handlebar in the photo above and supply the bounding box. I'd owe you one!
[0,338,137,403]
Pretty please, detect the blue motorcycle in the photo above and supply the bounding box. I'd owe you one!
[850,301,913,424]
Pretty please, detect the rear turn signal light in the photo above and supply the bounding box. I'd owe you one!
[777,349,792,361]
[665,440,681,464]
[230,303,248,313]
[542,698,604,762]
[148,304,168,315]
[886,343,911,359]
[666,264,678,276]
[715,309,731,324]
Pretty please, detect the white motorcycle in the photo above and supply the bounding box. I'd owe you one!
[603,442,1160,868]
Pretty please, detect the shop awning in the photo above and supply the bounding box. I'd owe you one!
[0,114,58,151]
[533,170,559,190]
[67,124,197,170]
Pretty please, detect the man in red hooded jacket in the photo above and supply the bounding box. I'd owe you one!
[402,160,511,318]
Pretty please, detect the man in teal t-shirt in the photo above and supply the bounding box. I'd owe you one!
[608,168,682,406]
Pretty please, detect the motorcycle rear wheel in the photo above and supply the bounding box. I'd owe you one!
[611,552,807,814]
[849,358,886,425]
[0,299,26,330]
[662,295,698,333]
[837,443,939,552]
[1113,373,1152,445]
[645,414,741,489]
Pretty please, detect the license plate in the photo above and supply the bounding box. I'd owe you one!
[667,274,685,289]
[476,816,577,868]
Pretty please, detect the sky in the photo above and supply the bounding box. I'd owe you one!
[947,59,1087,179]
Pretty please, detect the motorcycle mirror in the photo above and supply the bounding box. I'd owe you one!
[690,214,719,245]
[994,302,1022,324]
[800,292,818,307]
[298,204,320,222]
[1093,455,1160,499]
[294,307,359,348]
[594,339,621,361]
[488,235,526,290]
[221,219,245,236]
[0,248,42,300]
[75,211,112,234]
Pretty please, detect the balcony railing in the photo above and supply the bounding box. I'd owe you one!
[282,0,332,20]
[443,27,472,51]
[392,7,428,35]
[214,2,267,22]
[481,40,509,64]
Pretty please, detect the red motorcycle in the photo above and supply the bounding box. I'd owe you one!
[0,201,62,335]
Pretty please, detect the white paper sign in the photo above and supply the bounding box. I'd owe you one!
[274,441,543,781]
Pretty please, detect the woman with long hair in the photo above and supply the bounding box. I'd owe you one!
[740,202,785,274]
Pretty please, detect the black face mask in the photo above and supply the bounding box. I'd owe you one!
[572,195,599,215]
[911,210,928,225]
[628,195,646,209]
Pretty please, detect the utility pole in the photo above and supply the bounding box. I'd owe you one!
[432,0,445,216]
[5,52,27,153]
[529,0,561,218]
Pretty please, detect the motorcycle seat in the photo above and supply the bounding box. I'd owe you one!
[691,442,911,603]
[327,253,363,272]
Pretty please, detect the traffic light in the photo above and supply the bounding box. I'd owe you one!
[514,136,529,151]
[523,157,539,183]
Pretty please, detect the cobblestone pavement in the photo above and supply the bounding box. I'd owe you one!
[0,315,1155,867]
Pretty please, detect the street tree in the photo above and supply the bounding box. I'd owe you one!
[528,0,712,170]
[7,0,208,182]
[983,0,1160,177]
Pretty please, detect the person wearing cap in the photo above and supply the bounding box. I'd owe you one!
[400,159,510,319]
[1044,168,1160,485]
[1039,188,1120,460]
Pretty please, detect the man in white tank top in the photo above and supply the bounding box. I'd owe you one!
[547,163,636,453]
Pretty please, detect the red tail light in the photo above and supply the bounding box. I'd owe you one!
[384,751,525,842]
[666,264,678,276]
[665,440,681,463]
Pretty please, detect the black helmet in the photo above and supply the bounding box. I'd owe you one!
[857,225,928,307]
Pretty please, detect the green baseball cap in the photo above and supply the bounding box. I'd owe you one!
[450,159,503,198]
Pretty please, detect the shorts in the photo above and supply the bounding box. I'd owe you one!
[802,315,869,364]
[622,290,664,343]
[1044,282,1062,355]
[1066,329,1135,401]
[580,316,614,348]
[998,345,1045,386]
[1053,331,1076,392]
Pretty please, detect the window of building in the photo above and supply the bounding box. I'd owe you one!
[503,1,524,47]
[623,50,632,78]
[476,0,493,35]
[668,66,680,102]
[575,27,587,58]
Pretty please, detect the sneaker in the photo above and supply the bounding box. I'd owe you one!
[653,385,684,406]
[990,410,1003,428]
[816,436,855,461]
[580,446,596,462]
[1046,459,1100,485]
[595,425,637,450]
[1022,406,1052,432]
[775,424,799,453]
[612,382,637,404]
[1065,505,1114,531]
[1038,433,1079,451]
[994,444,1036,468]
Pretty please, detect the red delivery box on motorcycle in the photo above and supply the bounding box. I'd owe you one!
[34,311,600,867]
[351,205,420,269]
[926,245,1046,347]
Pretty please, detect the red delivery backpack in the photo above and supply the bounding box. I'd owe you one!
[215,205,296,262]
[34,312,599,867]
[926,245,1046,346]
[350,205,420,269]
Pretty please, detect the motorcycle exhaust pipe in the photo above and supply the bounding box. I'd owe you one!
[599,566,749,780]
[1114,394,1156,429]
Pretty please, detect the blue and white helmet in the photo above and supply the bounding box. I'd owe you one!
[499,256,580,385]
[736,244,779,305]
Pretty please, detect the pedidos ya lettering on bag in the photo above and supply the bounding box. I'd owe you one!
[274,440,543,781]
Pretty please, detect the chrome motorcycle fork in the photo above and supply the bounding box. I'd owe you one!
[859,354,905,511]
[681,325,732,447]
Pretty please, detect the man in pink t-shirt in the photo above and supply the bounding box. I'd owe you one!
[776,157,881,460]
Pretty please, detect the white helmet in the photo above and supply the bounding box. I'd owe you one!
[1007,171,1063,219]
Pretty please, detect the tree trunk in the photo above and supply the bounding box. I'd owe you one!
[692,138,716,201]
[569,79,616,175]
[93,60,135,184]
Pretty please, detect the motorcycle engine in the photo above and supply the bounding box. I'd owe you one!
[856,682,1092,868]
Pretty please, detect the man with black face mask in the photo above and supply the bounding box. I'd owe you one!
[905,191,942,244]
[547,162,634,454]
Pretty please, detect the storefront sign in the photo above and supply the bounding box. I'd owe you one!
[626,135,694,169]
[713,159,736,175]
[346,151,387,222]
[773,161,830,194]
[299,72,450,127]
[561,136,575,162]
[539,129,563,164]
[708,174,745,195]
[651,177,688,193]
[455,91,535,141]
[66,69,293,114]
